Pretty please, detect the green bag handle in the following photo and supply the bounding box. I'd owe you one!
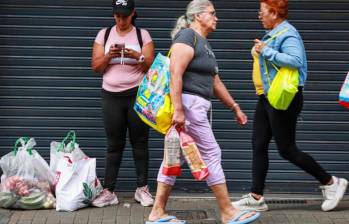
[265,28,289,44]
[57,130,76,152]
[13,137,32,156]
[167,49,172,58]
[264,60,281,86]
[262,28,289,86]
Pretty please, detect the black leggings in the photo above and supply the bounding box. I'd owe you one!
[251,90,332,195]
[101,88,149,191]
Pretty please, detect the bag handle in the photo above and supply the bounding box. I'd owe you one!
[57,130,76,152]
[13,137,32,155]
[167,48,172,58]
[263,28,289,85]
[265,28,289,44]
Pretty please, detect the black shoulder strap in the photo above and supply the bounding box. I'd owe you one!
[104,26,143,48]
[104,27,112,47]
[136,27,143,49]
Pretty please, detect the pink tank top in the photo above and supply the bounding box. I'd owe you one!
[94,26,152,92]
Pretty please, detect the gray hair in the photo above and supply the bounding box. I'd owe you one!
[171,0,213,39]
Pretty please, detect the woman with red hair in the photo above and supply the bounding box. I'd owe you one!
[232,0,348,212]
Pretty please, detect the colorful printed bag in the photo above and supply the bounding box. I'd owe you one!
[134,52,173,134]
[339,72,349,108]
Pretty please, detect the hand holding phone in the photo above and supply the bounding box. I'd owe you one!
[114,43,126,65]
[114,43,125,52]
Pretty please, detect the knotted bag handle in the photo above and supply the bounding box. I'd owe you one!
[57,130,76,152]
[13,137,32,155]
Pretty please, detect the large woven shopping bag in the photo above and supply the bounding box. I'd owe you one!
[134,52,173,134]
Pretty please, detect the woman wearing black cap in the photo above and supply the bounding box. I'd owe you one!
[91,0,155,207]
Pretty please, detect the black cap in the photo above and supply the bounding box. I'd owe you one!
[113,0,135,16]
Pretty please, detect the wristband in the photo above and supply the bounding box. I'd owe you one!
[231,103,239,111]
[137,54,145,63]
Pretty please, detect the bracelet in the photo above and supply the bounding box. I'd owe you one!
[231,103,239,111]
[137,54,145,64]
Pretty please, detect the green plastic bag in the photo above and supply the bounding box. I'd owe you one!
[267,66,299,110]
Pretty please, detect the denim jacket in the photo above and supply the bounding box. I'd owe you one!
[259,20,307,94]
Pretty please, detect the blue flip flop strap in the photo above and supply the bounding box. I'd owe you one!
[156,215,178,222]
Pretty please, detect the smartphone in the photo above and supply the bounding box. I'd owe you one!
[114,43,125,50]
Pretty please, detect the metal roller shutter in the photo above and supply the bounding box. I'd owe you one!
[0,0,348,193]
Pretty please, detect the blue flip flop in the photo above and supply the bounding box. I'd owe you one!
[145,215,187,224]
[227,211,261,224]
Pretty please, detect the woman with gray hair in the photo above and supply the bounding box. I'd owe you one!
[147,1,260,223]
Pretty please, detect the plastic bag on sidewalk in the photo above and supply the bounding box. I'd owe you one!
[179,131,209,181]
[50,130,86,173]
[0,137,56,209]
[52,131,102,211]
[55,157,102,211]
[162,126,181,176]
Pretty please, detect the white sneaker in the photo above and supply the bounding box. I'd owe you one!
[91,189,119,208]
[232,193,269,212]
[134,185,154,207]
[321,176,348,212]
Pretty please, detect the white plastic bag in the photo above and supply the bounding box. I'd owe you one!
[1,138,54,185]
[50,131,86,173]
[55,157,102,211]
[0,137,56,209]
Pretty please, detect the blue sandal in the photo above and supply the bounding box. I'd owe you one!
[145,215,186,224]
[227,211,261,224]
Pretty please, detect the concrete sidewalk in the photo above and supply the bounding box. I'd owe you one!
[0,194,348,224]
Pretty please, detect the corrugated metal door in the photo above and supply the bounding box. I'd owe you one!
[0,0,348,193]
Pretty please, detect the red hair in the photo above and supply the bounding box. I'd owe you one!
[260,0,288,19]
